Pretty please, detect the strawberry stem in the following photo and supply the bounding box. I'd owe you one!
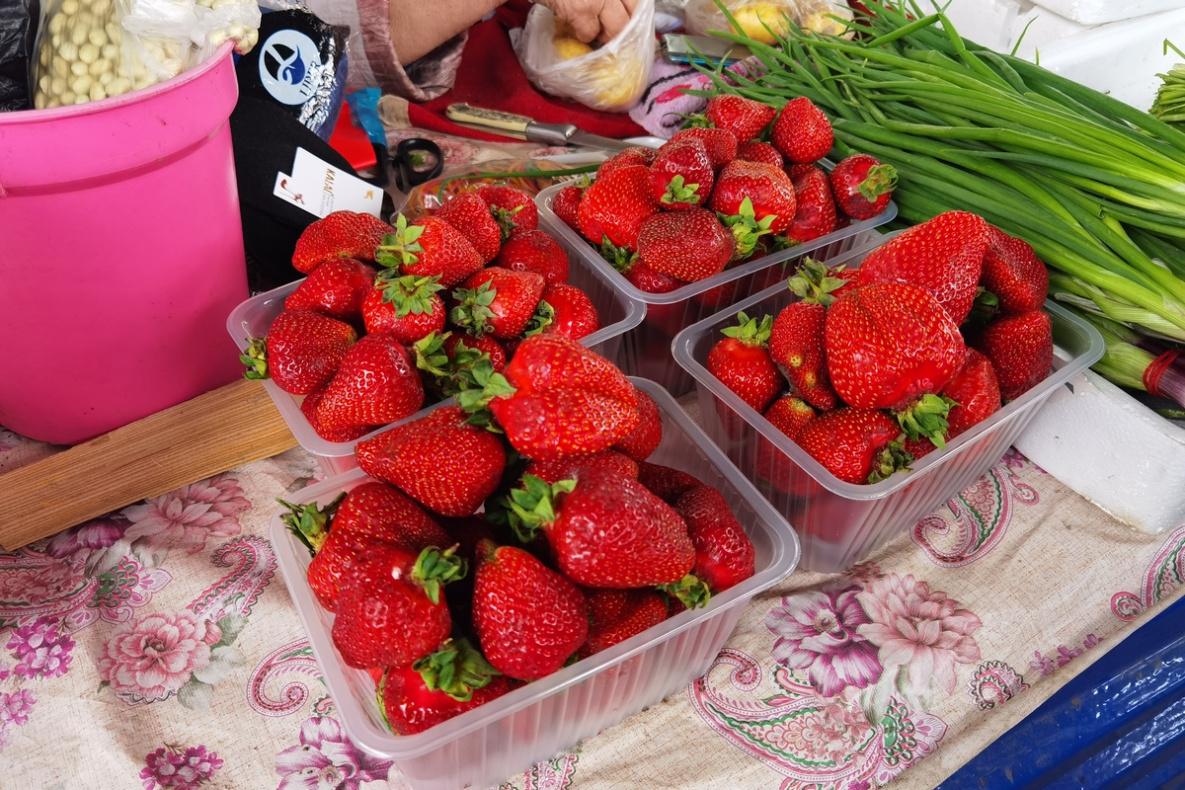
[276,491,347,555]
[788,258,849,307]
[456,357,517,421]
[240,338,269,381]
[720,310,773,346]
[412,546,468,605]
[868,440,914,484]
[894,393,955,449]
[413,638,500,701]
[450,281,498,337]
[499,474,576,544]
[376,273,444,318]
[524,299,556,336]
[657,574,712,610]
[856,164,899,201]
[374,214,425,270]
[661,174,704,207]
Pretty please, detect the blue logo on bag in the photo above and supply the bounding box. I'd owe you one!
[259,29,321,106]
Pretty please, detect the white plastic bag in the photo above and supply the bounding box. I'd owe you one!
[514,0,657,113]
[684,0,851,44]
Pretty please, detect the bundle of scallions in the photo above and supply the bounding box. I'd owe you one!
[695,0,1185,411]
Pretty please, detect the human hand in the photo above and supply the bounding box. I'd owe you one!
[535,0,640,44]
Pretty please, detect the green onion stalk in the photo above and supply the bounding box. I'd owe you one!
[692,0,1185,395]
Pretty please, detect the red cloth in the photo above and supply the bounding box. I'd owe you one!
[406,2,648,143]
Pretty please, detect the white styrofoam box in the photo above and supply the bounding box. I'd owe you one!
[1027,0,1185,26]
[1013,369,1185,535]
[941,0,1026,54]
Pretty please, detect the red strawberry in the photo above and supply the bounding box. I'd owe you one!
[636,208,734,283]
[331,544,465,669]
[710,160,797,257]
[451,267,546,340]
[857,210,992,325]
[577,588,668,659]
[550,182,586,233]
[242,309,357,396]
[636,461,704,505]
[380,639,510,735]
[362,274,446,344]
[355,404,508,517]
[768,300,838,411]
[494,229,570,285]
[523,449,639,484]
[784,164,837,244]
[300,386,371,443]
[284,258,376,324]
[477,184,539,240]
[292,210,394,274]
[648,137,715,210]
[825,281,966,447]
[435,192,503,263]
[314,333,425,434]
[795,407,911,484]
[375,214,485,288]
[445,332,507,373]
[597,146,657,177]
[902,347,1002,459]
[829,153,897,220]
[770,97,833,164]
[472,540,589,680]
[736,139,784,169]
[705,94,777,144]
[980,226,1049,315]
[577,165,659,251]
[674,485,755,593]
[753,394,817,494]
[969,310,1053,401]
[612,386,662,462]
[707,311,782,414]
[618,257,686,337]
[670,127,738,170]
[530,282,602,341]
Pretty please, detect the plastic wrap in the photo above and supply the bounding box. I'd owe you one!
[684,0,851,43]
[400,158,581,218]
[0,0,37,110]
[514,0,656,113]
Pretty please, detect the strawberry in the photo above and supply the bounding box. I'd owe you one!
[710,160,797,256]
[284,258,376,325]
[901,347,1001,459]
[380,639,511,735]
[704,94,777,144]
[795,407,911,484]
[829,153,897,220]
[980,226,1049,315]
[375,214,485,288]
[968,309,1053,401]
[300,386,371,443]
[445,332,507,374]
[636,461,704,505]
[707,311,782,414]
[477,184,539,240]
[550,182,586,233]
[472,540,589,680]
[504,469,699,590]
[292,210,394,274]
[673,485,755,592]
[577,165,659,251]
[362,274,446,344]
[768,265,842,411]
[784,164,837,244]
[242,309,357,396]
[770,97,833,165]
[577,588,668,659]
[451,267,546,340]
[754,394,817,494]
[435,191,503,263]
[612,386,662,461]
[314,333,425,434]
[857,210,992,325]
[494,228,570,285]
[331,544,466,669]
[736,139,784,169]
[354,404,508,517]
[523,449,639,484]
[636,208,735,283]
[825,281,966,447]
[670,127,738,170]
[597,146,657,177]
[648,137,715,210]
[618,257,686,336]
[529,282,602,341]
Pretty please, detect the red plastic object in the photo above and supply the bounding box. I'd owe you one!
[329,102,379,173]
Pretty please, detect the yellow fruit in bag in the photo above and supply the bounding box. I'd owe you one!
[586,51,647,108]
[730,2,791,44]
[554,36,595,60]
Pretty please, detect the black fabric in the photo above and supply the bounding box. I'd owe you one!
[230,95,358,289]
[0,0,37,111]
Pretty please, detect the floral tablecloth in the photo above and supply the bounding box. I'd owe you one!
[3,131,1184,790]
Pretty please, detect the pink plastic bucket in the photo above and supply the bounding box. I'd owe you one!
[0,43,248,445]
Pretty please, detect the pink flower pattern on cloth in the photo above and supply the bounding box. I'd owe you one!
[274,717,392,790]
[95,612,223,702]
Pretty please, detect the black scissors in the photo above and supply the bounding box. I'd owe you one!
[388,137,445,192]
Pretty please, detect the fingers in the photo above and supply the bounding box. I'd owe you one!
[566,12,602,43]
[596,0,632,44]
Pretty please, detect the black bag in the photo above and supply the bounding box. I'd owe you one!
[0,0,38,111]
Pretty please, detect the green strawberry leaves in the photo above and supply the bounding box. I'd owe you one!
[660,174,704,207]
[720,310,773,346]
[376,273,444,317]
[411,546,468,605]
[867,440,914,484]
[276,491,347,555]
[719,197,777,260]
[375,214,425,269]
[658,574,712,610]
[240,337,269,381]
[788,257,848,307]
[498,474,577,544]
[413,638,501,701]
[894,393,956,450]
[856,164,898,201]
[450,280,499,337]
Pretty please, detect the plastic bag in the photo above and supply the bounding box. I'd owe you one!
[401,158,583,218]
[684,0,852,44]
[0,0,37,110]
[30,0,258,109]
[514,0,657,113]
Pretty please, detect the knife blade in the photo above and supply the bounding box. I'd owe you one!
[445,103,640,152]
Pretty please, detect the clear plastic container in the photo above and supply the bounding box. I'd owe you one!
[535,177,897,396]
[227,229,646,476]
[672,236,1105,573]
[268,377,801,790]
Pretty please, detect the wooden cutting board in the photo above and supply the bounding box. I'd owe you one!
[0,378,298,550]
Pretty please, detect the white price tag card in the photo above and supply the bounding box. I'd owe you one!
[273,147,384,219]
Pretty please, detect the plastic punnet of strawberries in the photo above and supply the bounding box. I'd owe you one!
[549,94,896,294]
[241,183,608,443]
[706,210,1054,488]
[279,334,758,736]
